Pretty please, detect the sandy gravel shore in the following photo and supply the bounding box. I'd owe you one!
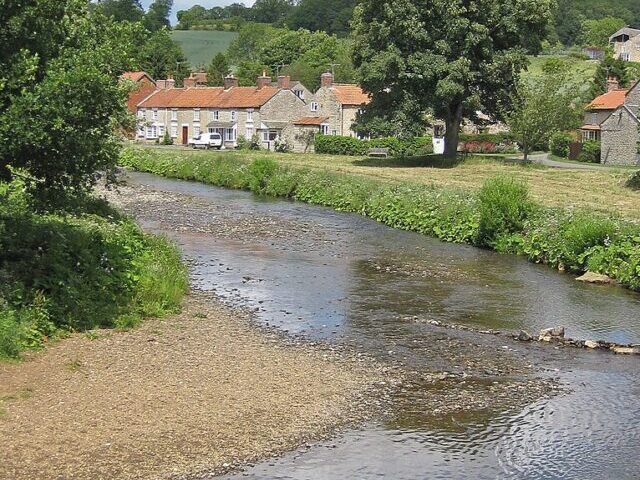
[0,294,386,480]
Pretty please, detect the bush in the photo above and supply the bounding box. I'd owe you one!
[476,176,534,247]
[0,179,188,358]
[579,140,601,163]
[625,171,640,190]
[549,131,572,158]
[314,135,368,156]
[237,134,261,151]
[161,130,173,145]
[314,135,433,157]
[560,213,618,270]
[248,157,278,194]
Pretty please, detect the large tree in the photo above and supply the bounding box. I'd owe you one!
[94,0,144,22]
[0,1,139,204]
[580,16,626,48]
[251,0,294,24]
[137,28,190,85]
[288,0,357,36]
[207,53,231,86]
[352,0,553,157]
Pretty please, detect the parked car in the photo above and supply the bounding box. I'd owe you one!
[188,132,223,149]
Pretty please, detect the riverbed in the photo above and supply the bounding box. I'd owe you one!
[116,172,640,480]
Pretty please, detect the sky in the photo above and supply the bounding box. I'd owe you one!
[140,0,256,24]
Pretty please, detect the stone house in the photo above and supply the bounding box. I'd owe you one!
[600,80,640,165]
[610,27,640,62]
[580,77,628,142]
[120,71,156,114]
[136,74,309,150]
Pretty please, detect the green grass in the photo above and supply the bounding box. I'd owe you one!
[171,30,238,67]
[523,55,598,96]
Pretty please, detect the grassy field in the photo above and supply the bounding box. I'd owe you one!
[171,30,238,67]
[523,55,598,96]
[136,146,640,222]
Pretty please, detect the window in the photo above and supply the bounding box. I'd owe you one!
[320,124,329,135]
[171,125,177,138]
[146,125,157,139]
[138,109,145,118]
[171,109,177,121]
[246,109,253,122]
[208,127,223,136]
[225,127,237,142]
[231,110,237,122]
[194,108,200,122]
[158,125,165,137]
[294,90,304,100]
[311,102,319,112]
[246,127,253,139]
[582,130,600,141]
[194,125,200,137]
[211,110,219,121]
[152,109,158,121]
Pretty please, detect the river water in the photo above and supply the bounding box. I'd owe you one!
[126,172,640,480]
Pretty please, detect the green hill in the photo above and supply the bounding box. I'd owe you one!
[171,30,238,68]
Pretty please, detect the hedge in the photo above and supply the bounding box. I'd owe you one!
[314,135,433,157]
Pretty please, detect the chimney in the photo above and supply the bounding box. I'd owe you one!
[165,77,175,89]
[277,75,291,89]
[257,71,272,89]
[607,76,620,92]
[224,75,239,89]
[321,72,334,88]
[184,74,196,88]
[156,79,167,89]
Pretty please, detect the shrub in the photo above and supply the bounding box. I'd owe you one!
[314,134,368,156]
[161,130,173,145]
[625,170,640,191]
[579,140,601,163]
[560,213,618,270]
[549,131,572,158]
[461,141,499,154]
[315,135,434,157]
[248,157,278,194]
[476,176,534,247]
[273,137,292,153]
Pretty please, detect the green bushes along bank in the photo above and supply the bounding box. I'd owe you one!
[0,180,188,359]
[314,135,433,157]
[120,148,640,292]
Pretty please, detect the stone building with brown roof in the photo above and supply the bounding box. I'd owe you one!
[136,74,309,149]
[120,71,156,114]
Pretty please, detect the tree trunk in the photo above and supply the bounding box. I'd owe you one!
[444,103,464,158]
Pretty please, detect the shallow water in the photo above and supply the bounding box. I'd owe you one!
[127,172,640,479]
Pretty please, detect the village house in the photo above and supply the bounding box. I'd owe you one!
[580,77,640,165]
[136,74,309,150]
[120,71,156,114]
[610,27,640,62]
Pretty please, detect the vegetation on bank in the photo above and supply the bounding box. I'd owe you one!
[120,148,640,292]
[0,180,188,359]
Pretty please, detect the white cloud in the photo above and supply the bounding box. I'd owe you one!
[140,0,256,24]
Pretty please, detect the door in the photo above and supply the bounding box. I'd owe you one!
[182,126,189,145]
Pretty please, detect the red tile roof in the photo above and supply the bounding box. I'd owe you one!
[294,116,329,125]
[331,84,370,106]
[138,86,280,109]
[587,89,628,110]
[121,71,151,83]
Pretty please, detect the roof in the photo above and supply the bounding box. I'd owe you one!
[294,116,329,126]
[610,27,640,42]
[138,86,281,109]
[580,124,601,131]
[121,71,152,83]
[331,84,370,106]
[586,89,628,110]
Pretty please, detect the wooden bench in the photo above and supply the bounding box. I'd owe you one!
[368,147,390,158]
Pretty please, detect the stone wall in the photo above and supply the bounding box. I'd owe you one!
[260,90,309,148]
[314,87,343,134]
[601,107,640,166]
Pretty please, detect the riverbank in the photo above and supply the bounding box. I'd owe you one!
[119,147,640,292]
[0,293,389,480]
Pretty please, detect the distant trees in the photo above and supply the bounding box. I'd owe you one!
[353,0,553,157]
[143,0,173,32]
[252,0,294,25]
[580,17,626,47]
[94,0,144,23]
[137,29,190,85]
[287,0,357,36]
[207,53,231,86]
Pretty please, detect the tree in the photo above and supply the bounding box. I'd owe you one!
[137,29,190,85]
[235,61,270,87]
[207,53,231,86]
[352,0,553,157]
[590,53,631,98]
[580,17,626,48]
[554,0,585,46]
[506,61,582,161]
[94,0,144,22]
[252,0,294,24]
[144,0,173,32]
[227,23,282,63]
[288,0,357,36]
[0,2,139,205]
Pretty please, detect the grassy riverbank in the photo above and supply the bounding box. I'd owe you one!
[0,179,188,359]
[120,147,640,291]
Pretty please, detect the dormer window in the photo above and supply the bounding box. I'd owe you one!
[294,90,304,100]
[311,102,319,112]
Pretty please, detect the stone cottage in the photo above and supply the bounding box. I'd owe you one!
[312,72,370,137]
[580,77,628,142]
[136,74,309,150]
[600,80,640,166]
[610,27,640,62]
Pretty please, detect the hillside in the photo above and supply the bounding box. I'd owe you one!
[524,55,598,95]
[171,30,238,67]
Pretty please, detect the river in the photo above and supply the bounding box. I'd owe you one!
[123,172,640,480]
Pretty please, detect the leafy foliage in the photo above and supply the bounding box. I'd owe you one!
[314,135,433,157]
[549,132,573,158]
[206,53,231,86]
[579,16,626,47]
[579,140,601,163]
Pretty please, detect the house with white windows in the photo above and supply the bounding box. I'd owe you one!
[136,74,309,150]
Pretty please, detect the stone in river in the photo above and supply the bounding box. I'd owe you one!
[576,272,615,285]
[517,330,533,342]
[584,340,600,349]
[611,346,640,355]
[539,327,565,342]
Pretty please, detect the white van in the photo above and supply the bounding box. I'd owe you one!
[188,132,224,149]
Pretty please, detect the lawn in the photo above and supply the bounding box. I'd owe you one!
[137,146,640,223]
[171,30,238,67]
